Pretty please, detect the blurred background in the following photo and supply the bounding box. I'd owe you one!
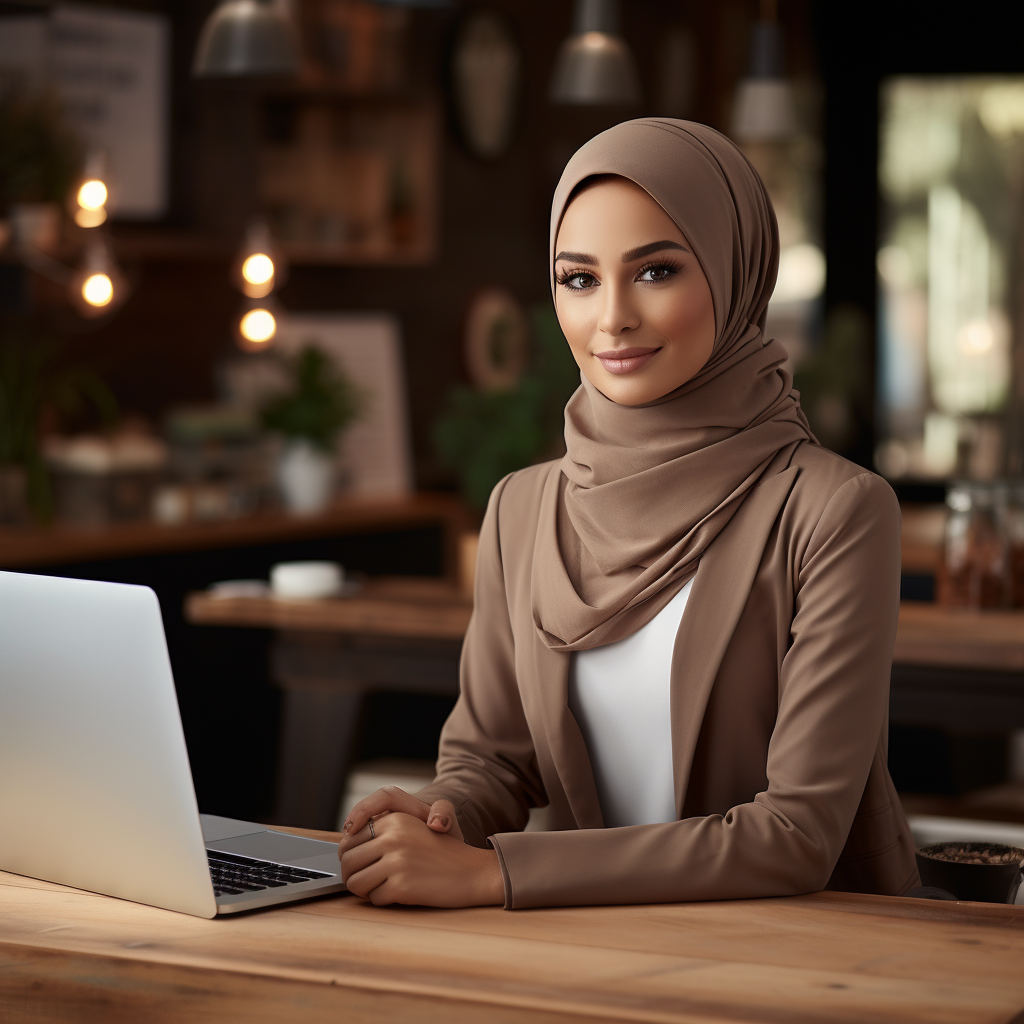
[2,0,1024,856]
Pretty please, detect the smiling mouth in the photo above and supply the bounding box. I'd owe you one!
[594,346,662,375]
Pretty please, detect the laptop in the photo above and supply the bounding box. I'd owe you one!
[0,570,346,918]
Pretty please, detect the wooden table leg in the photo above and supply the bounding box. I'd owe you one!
[269,630,461,830]
[273,686,364,830]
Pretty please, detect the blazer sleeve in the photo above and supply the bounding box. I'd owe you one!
[487,472,903,908]
[415,474,547,848]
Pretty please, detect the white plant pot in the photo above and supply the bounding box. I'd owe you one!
[277,439,335,514]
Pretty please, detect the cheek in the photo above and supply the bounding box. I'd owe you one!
[554,295,594,365]
[650,282,715,347]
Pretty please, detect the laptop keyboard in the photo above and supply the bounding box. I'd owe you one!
[208,850,332,897]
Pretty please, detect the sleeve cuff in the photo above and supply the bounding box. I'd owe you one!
[486,834,514,910]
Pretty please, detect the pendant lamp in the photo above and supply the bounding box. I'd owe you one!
[549,0,640,106]
[731,2,798,142]
[192,0,300,78]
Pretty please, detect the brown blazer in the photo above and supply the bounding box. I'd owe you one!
[418,441,921,909]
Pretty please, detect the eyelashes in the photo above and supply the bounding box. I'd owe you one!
[555,269,597,291]
[555,260,682,291]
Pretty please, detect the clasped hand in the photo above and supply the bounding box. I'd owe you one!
[338,787,503,907]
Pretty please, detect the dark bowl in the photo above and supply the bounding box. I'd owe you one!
[915,842,1024,904]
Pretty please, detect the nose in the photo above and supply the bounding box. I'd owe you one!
[597,277,641,337]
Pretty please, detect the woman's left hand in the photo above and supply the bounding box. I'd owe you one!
[338,811,504,907]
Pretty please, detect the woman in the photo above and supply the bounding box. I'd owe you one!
[337,119,920,909]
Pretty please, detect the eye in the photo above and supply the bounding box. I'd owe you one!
[556,269,598,291]
[637,261,679,283]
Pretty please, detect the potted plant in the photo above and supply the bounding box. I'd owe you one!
[433,307,580,509]
[260,344,363,514]
[0,321,116,523]
[0,92,80,250]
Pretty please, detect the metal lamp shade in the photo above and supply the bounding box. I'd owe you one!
[549,30,640,106]
[730,21,798,142]
[192,0,300,78]
[731,78,798,142]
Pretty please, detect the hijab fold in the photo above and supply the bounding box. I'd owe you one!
[532,119,816,652]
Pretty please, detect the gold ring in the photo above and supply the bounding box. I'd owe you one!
[368,818,376,839]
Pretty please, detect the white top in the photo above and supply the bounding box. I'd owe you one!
[568,577,693,828]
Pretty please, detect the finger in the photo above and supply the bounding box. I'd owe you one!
[342,786,429,837]
[345,858,391,900]
[426,799,456,833]
[339,829,383,882]
[368,879,401,907]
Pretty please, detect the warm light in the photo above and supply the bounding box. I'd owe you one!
[77,179,108,211]
[239,307,276,345]
[82,272,114,307]
[74,207,107,228]
[241,253,274,287]
[959,319,994,355]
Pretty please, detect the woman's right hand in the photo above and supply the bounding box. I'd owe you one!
[340,786,464,843]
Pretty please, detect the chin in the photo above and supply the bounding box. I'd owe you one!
[595,375,664,407]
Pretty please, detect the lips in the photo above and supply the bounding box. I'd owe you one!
[594,346,662,375]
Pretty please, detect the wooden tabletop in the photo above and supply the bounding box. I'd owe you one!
[895,602,1024,672]
[187,576,474,640]
[0,493,472,569]
[188,582,1024,673]
[3,825,1023,1024]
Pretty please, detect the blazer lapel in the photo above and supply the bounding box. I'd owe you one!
[530,640,605,830]
[671,465,798,817]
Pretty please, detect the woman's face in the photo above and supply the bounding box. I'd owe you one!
[554,177,716,406]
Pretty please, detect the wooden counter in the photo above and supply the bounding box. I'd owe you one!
[0,499,943,575]
[896,602,1024,672]
[3,824,1024,1024]
[187,575,472,640]
[188,583,1024,674]
[0,493,473,569]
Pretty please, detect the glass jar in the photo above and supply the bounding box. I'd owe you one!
[1004,483,1024,607]
[936,482,1010,609]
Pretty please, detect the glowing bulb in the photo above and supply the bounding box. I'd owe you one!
[82,273,113,307]
[959,319,994,355]
[242,253,274,287]
[74,207,107,228]
[77,179,108,211]
[240,308,276,345]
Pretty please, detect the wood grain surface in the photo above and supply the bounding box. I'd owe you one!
[189,582,1024,674]
[895,602,1024,671]
[3,825,1024,1024]
[186,576,473,640]
[0,493,471,569]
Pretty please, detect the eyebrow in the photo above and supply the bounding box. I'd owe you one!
[621,240,689,262]
[554,250,597,265]
[553,240,690,267]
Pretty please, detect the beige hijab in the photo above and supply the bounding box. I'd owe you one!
[533,118,816,652]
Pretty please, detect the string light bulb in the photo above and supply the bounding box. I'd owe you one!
[82,271,114,307]
[240,307,276,345]
[235,295,282,352]
[70,237,125,318]
[70,153,111,229]
[241,252,275,291]
[233,219,285,299]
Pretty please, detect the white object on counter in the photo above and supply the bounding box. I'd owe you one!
[208,580,272,599]
[270,561,344,599]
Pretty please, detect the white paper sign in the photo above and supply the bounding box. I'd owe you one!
[49,4,168,218]
[277,313,413,497]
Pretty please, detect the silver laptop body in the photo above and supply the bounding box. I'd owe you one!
[0,570,346,918]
